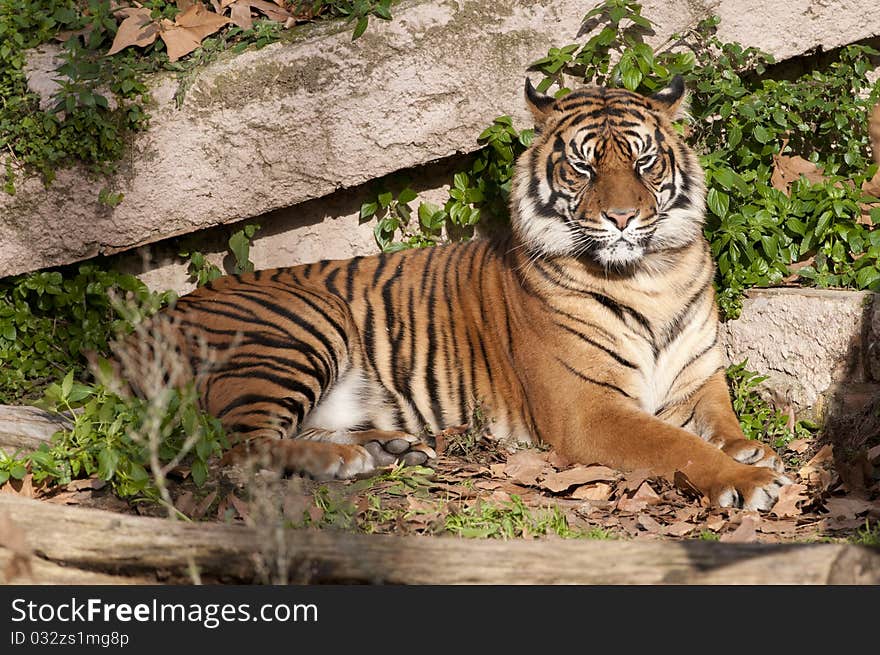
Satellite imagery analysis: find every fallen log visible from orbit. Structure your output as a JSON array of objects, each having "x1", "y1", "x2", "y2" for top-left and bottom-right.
[
  {"x1": 0, "y1": 404, "x2": 70, "y2": 453},
  {"x1": 1, "y1": 495, "x2": 878, "y2": 584}
]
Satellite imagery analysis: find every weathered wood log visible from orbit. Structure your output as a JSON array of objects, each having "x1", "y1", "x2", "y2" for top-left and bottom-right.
[
  {"x1": 1, "y1": 495, "x2": 878, "y2": 584},
  {"x1": 0, "y1": 404, "x2": 70, "y2": 453}
]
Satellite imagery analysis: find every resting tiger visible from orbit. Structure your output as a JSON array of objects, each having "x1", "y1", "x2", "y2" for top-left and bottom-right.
[{"x1": 111, "y1": 77, "x2": 792, "y2": 510}]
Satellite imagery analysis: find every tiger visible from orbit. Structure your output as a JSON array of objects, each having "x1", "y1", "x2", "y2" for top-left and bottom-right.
[{"x1": 110, "y1": 76, "x2": 792, "y2": 510}]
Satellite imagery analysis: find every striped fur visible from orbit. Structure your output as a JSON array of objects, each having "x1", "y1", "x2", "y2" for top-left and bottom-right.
[{"x1": 113, "y1": 78, "x2": 790, "y2": 509}]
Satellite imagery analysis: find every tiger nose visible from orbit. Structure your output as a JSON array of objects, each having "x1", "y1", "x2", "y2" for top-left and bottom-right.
[{"x1": 604, "y1": 208, "x2": 639, "y2": 230}]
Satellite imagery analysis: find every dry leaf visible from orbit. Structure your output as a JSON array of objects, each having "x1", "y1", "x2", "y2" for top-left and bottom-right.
[
  {"x1": 228, "y1": 494, "x2": 250, "y2": 521},
  {"x1": 546, "y1": 450, "x2": 572, "y2": 469},
  {"x1": 786, "y1": 438, "x2": 812, "y2": 454},
  {"x1": 616, "y1": 495, "x2": 648, "y2": 514},
  {"x1": 632, "y1": 481, "x2": 661, "y2": 504},
  {"x1": 503, "y1": 450, "x2": 548, "y2": 486},
  {"x1": 191, "y1": 490, "x2": 217, "y2": 520},
  {"x1": 770, "y1": 482, "x2": 807, "y2": 518},
  {"x1": 637, "y1": 514, "x2": 664, "y2": 533},
  {"x1": 662, "y1": 521, "x2": 696, "y2": 537},
  {"x1": 571, "y1": 482, "x2": 613, "y2": 501},
  {"x1": 720, "y1": 514, "x2": 760, "y2": 543},
  {"x1": 175, "y1": 491, "x2": 196, "y2": 516},
  {"x1": 539, "y1": 465, "x2": 618, "y2": 493},
  {"x1": 706, "y1": 513, "x2": 726, "y2": 532},
  {"x1": 622, "y1": 468, "x2": 651, "y2": 492},
  {"x1": 868, "y1": 444, "x2": 880, "y2": 463},
  {"x1": 770, "y1": 150, "x2": 827, "y2": 195},
  {"x1": 672, "y1": 470, "x2": 702, "y2": 500},
  {"x1": 159, "y1": 3, "x2": 231, "y2": 62},
  {"x1": 1, "y1": 474, "x2": 35, "y2": 499},
  {"x1": 823, "y1": 496, "x2": 877, "y2": 519},
  {"x1": 107, "y1": 8, "x2": 159, "y2": 56},
  {"x1": 799, "y1": 444, "x2": 835, "y2": 491}
]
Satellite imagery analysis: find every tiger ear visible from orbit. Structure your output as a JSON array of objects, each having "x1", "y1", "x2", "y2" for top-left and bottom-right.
[
  {"x1": 650, "y1": 76, "x2": 687, "y2": 119},
  {"x1": 525, "y1": 78, "x2": 555, "y2": 126}
]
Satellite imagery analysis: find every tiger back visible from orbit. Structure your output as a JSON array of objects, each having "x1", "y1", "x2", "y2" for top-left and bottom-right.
[{"x1": 111, "y1": 77, "x2": 791, "y2": 509}]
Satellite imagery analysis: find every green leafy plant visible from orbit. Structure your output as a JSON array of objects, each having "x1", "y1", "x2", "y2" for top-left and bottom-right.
[
  {"x1": 726, "y1": 360, "x2": 816, "y2": 450},
  {"x1": 366, "y1": 117, "x2": 534, "y2": 252},
  {"x1": 0, "y1": 264, "x2": 173, "y2": 403}
]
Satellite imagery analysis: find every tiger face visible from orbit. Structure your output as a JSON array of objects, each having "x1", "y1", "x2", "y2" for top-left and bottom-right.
[{"x1": 512, "y1": 77, "x2": 706, "y2": 270}]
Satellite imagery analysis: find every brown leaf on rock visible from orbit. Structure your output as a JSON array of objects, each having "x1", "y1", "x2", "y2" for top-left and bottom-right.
[
  {"x1": 503, "y1": 450, "x2": 548, "y2": 486},
  {"x1": 223, "y1": 0, "x2": 291, "y2": 29},
  {"x1": 720, "y1": 514, "x2": 760, "y2": 543},
  {"x1": 571, "y1": 482, "x2": 613, "y2": 501},
  {"x1": 539, "y1": 465, "x2": 619, "y2": 493},
  {"x1": 159, "y1": 3, "x2": 231, "y2": 62},
  {"x1": 107, "y1": 7, "x2": 159, "y2": 56},
  {"x1": 770, "y1": 482, "x2": 807, "y2": 518},
  {"x1": 229, "y1": 1, "x2": 253, "y2": 29}
]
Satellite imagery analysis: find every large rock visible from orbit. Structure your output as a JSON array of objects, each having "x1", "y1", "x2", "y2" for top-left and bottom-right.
[
  {"x1": 721, "y1": 288, "x2": 878, "y2": 417},
  {"x1": 4, "y1": 0, "x2": 880, "y2": 278}
]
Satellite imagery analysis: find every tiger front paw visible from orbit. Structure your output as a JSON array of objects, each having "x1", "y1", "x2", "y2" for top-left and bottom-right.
[{"x1": 710, "y1": 465, "x2": 793, "y2": 511}]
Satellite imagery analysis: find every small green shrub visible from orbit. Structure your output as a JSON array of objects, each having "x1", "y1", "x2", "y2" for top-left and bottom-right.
[
  {"x1": 726, "y1": 360, "x2": 816, "y2": 450},
  {"x1": 0, "y1": 264, "x2": 173, "y2": 404}
]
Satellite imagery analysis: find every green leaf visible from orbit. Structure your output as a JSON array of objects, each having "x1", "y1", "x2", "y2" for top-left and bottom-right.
[
  {"x1": 228, "y1": 229, "x2": 255, "y2": 273},
  {"x1": 360, "y1": 201, "x2": 378, "y2": 219},
  {"x1": 97, "y1": 447, "x2": 119, "y2": 481},
  {"x1": 621, "y1": 66, "x2": 642, "y2": 91},
  {"x1": 9, "y1": 463, "x2": 27, "y2": 480},
  {"x1": 352, "y1": 16, "x2": 369, "y2": 40},
  {"x1": 856, "y1": 266, "x2": 880, "y2": 288},
  {"x1": 61, "y1": 370, "x2": 74, "y2": 401},
  {"x1": 753, "y1": 125, "x2": 771, "y2": 144},
  {"x1": 397, "y1": 188, "x2": 418, "y2": 204},
  {"x1": 377, "y1": 191, "x2": 393, "y2": 208},
  {"x1": 192, "y1": 458, "x2": 208, "y2": 487},
  {"x1": 707, "y1": 188, "x2": 730, "y2": 217}
]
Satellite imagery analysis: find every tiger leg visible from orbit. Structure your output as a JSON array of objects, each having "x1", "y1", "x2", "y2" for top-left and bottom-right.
[
  {"x1": 222, "y1": 431, "x2": 377, "y2": 480},
  {"x1": 684, "y1": 370, "x2": 785, "y2": 473},
  {"x1": 553, "y1": 388, "x2": 791, "y2": 510}
]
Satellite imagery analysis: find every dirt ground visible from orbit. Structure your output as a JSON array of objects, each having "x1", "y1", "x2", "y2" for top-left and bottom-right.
[{"x1": 6, "y1": 423, "x2": 879, "y2": 548}]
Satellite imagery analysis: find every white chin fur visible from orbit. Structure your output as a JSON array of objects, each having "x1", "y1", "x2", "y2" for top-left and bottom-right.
[{"x1": 595, "y1": 241, "x2": 645, "y2": 267}]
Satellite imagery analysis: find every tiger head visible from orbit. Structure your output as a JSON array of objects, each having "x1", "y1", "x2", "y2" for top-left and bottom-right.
[{"x1": 511, "y1": 77, "x2": 706, "y2": 271}]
